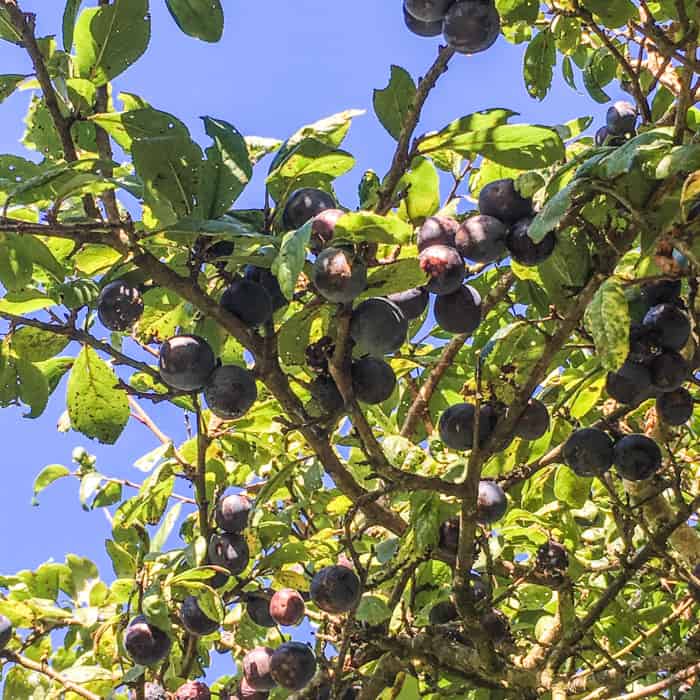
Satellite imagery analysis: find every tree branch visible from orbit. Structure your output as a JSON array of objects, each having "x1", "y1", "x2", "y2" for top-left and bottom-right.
[
  {"x1": 549, "y1": 493, "x2": 700, "y2": 671},
  {"x1": 0, "y1": 311, "x2": 159, "y2": 381},
  {"x1": 400, "y1": 270, "x2": 514, "y2": 439},
  {"x1": 376, "y1": 45, "x2": 455, "y2": 215},
  {"x1": 0, "y1": 651, "x2": 102, "y2": 700},
  {"x1": 1, "y1": 1, "x2": 101, "y2": 219}
]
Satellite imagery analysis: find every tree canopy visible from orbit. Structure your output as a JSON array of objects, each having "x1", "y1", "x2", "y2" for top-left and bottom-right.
[{"x1": 0, "y1": 0, "x2": 699, "y2": 699}]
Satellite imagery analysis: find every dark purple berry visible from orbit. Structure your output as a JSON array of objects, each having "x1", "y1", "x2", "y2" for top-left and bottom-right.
[
  {"x1": 283, "y1": 188, "x2": 335, "y2": 230},
  {"x1": 215, "y1": 493, "x2": 251, "y2": 534},
  {"x1": 563, "y1": 428, "x2": 614, "y2": 477},
  {"x1": 434, "y1": 284, "x2": 482, "y2": 335},
  {"x1": 613, "y1": 434, "x2": 662, "y2": 481},
  {"x1": 505, "y1": 218, "x2": 555, "y2": 266},
  {"x1": 479, "y1": 179, "x2": 532, "y2": 224},
  {"x1": 159, "y1": 335, "x2": 216, "y2": 392},
  {"x1": 97, "y1": 281, "x2": 144, "y2": 331},
  {"x1": 310, "y1": 565, "x2": 362, "y2": 614},
  {"x1": 387, "y1": 287, "x2": 429, "y2": 320},
  {"x1": 419, "y1": 244, "x2": 465, "y2": 295},
  {"x1": 221, "y1": 278, "x2": 273, "y2": 328},
  {"x1": 204, "y1": 365, "x2": 258, "y2": 420}
]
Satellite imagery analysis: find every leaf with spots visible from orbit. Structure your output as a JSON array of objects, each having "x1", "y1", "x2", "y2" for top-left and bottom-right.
[
  {"x1": 73, "y1": 0, "x2": 151, "y2": 86},
  {"x1": 67, "y1": 346, "x2": 129, "y2": 444},
  {"x1": 584, "y1": 279, "x2": 629, "y2": 372}
]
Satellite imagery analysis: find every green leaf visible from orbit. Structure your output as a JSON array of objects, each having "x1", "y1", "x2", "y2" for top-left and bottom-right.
[
  {"x1": 420, "y1": 123, "x2": 565, "y2": 169},
  {"x1": 10, "y1": 326, "x2": 69, "y2": 362},
  {"x1": 36, "y1": 356, "x2": 74, "y2": 395},
  {"x1": 359, "y1": 169, "x2": 381, "y2": 209},
  {"x1": 584, "y1": 279, "x2": 630, "y2": 372},
  {"x1": 142, "y1": 583, "x2": 172, "y2": 632},
  {"x1": 562, "y1": 56, "x2": 577, "y2": 91},
  {"x1": 581, "y1": 0, "x2": 637, "y2": 27},
  {"x1": 410, "y1": 492, "x2": 440, "y2": 552},
  {"x1": 0, "y1": 7, "x2": 22, "y2": 44},
  {"x1": 201, "y1": 116, "x2": 253, "y2": 218},
  {"x1": 355, "y1": 594, "x2": 391, "y2": 624},
  {"x1": 21, "y1": 236, "x2": 66, "y2": 281},
  {"x1": 150, "y1": 502, "x2": 182, "y2": 552},
  {"x1": 90, "y1": 108, "x2": 189, "y2": 151},
  {"x1": 93, "y1": 480, "x2": 122, "y2": 508},
  {"x1": 373, "y1": 65, "x2": 416, "y2": 140},
  {"x1": 269, "y1": 109, "x2": 364, "y2": 174},
  {"x1": 557, "y1": 116, "x2": 594, "y2": 141},
  {"x1": 33, "y1": 464, "x2": 70, "y2": 500},
  {"x1": 62, "y1": 0, "x2": 83, "y2": 51},
  {"x1": 418, "y1": 108, "x2": 517, "y2": 153},
  {"x1": 0, "y1": 290, "x2": 55, "y2": 315},
  {"x1": 16, "y1": 358, "x2": 49, "y2": 418},
  {"x1": 554, "y1": 465, "x2": 591, "y2": 508},
  {"x1": 165, "y1": 0, "x2": 224, "y2": 42},
  {"x1": 257, "y1": 542, "x2": 308, "y2": 572},
  {"x1": 132, "y1": 135, "x2": 203, "y2": 223},
  {"x1": 73, "y1": 0, "x2": 151, "y2": 86},
  {"x1": 79, "y1": 471, "x2": 103, "y2": 509},
  {"x1": 0, "y1": 74, "x2": 26, "y2": 104},
  {"x1": 267, "y1": 139, "x2": 354, "y2": 203},
  {"x1": 655, "y1": 144, "x2": 700, "y2": 179},
  {"x1": 105, "y1": 539, "x2": 136, "y2": 578},
  {"x1": 271, "y1": 221, "x2": 312, "y2": 300},
  {"x1": 278, "y1": 305, "x2": 332, "y2": 369},
  {"x1": 0, "y1": 238, "x2": 32, "y2": 291},
  {"x1": 582, "y1": 48, "x2": 616, "y2": 103},
  {"x1": 496, "y1": 0, "x2": 539, "y2": 22},
  {"x1": 524, "y1": 30, "x2": 555, "y2": 100},
  {"x1": 253, "y1": 464, "x2": 295, "y2": 506},
  {"x1": 246, "y1": 136, "x2": 282, "y2": 165},
  {"x1": 397, "y1": 157, "x2": 440, "y2": 222},
  {"x1": 66, "y1": 346, "x2": 130, "y2": 444},
  {"x1": 527, "y1": 179, "x2": 583, "y2": 243},
  {"x1": 595, "y1": 129, "x2": 674, "y2": 180},
  {"x1": 333, "y1": 211, "x2": 413, "y2": 245},
  {"x1": 360, "y1": 259, "x2": 426, "y2": 299},
  {"x1": 21, "y1": 96, "x2": 63, "y2": 160}
]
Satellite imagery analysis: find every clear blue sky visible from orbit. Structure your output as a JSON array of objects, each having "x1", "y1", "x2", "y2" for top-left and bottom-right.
[{"x1": 0, "y1": 0, "x2": 618, "y2": 687}]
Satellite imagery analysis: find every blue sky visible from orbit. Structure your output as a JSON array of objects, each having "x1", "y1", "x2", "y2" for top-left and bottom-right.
[{"x1": 0, "y1": 0, "x2": 619, "y2": 687}]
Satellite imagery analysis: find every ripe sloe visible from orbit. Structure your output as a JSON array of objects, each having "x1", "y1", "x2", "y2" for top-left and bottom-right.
[
  {"x1": 310, "y1": 565, "x2": 361, "y2": 614},
  {"x1": 215, "y1": 493, "x2": 251, "y2": 534},
  {"x1": 270, "y1": 642, "x2": 317, "y2": 690},
  {"x1": 97, "y1": 281, "x2": 144, "y2": 331},
  {"x1": 313, "y1": 247, "x2": 367, "y2": 303},
  {"x1": 419, "y1": 244, "x2": 465, "y2": 295},
  {"x1": 351, "y1": 357, "x2": 396, "y2": 404},
  {"x1": 221, "y1": 278, "x2": 273, "y2": 328},
  {"x1": 613, "y1": 434, "x2": 662, "y2": 481},
  {"x1": 204, "y1": 365, "x2": 258, "y2": 420},
  {"x1": 563, "y1": 428, "x2": 614, "y2": 477},
  {"x1": 283, "y1": 188, "x2": 335, "y2": 230},
  {"x1": 478, "y1": 178, "x2": 532, "y2": 224},
  {"x1": 656, "y1": 387, "x2": 693, "y2": 425},
  {"x1": 505, "y1": 218, "x2": 556, "y2": 266},
  {"x1": 434, "y1": 284, "x2": 482, "y2": 334},
  {"x1": 350, "y1": 297, "x2": 408, "y2": 356},
  {"x1": 159, "y1": 335, "x2": 216, "y2": 392}
]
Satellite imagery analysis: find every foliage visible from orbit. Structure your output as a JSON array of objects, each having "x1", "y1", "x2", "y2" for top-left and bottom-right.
[{"x1": 0, "y1": 0, "x2": 699, "y2": 699}]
